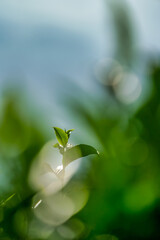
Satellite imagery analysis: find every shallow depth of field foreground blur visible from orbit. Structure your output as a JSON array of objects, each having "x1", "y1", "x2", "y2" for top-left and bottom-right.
[{"x1": 0, "y1": 1, "x2": 160, "y2": 239}]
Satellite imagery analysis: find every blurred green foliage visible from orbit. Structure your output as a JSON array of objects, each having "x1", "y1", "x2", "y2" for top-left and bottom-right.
[
  {"x1": 0, "y1": 91, "x2": 47, "y2": 239},
  {"x1": 0, "y1": 62, "x2": 160, "y2": 240},
  {"x1": 73, "y1": 62, "x2": 160, "y2": 240}
]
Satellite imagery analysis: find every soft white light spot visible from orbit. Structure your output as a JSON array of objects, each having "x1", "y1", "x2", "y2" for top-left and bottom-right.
[
  {"x1": 33, "y1": 199, "x2": 42, "y2": 209},
  {"x1": 114, "y1": 72, "x2": 142, "y2": 104}
]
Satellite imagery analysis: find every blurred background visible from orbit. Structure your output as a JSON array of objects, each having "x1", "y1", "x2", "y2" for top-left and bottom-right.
[{"x1": 0, "y1": 0, "x2": 160, "y2": 239}]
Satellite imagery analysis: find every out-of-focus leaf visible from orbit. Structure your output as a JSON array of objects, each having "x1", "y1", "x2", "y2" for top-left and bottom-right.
[
  {"x1": 53, "y1": 143, "x2": 59, "y2": 148},
  {"x1": 53, "y1": 127, "x2": 68, "y2": 147},
  {"x1": 44, "y1": 163, "x2": 63, "y2": 179},
  {"x1": 95, "y1": 234, "x2": 119, "y2": 240},
  {"x1": 44, "y1": 163, "x2": 54, "y2": 173},
  {"x1": 63, "y1": 144, "x2": 99, "y2": 167}
]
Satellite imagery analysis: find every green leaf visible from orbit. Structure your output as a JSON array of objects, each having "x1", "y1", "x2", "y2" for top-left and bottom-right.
[
  {"x1": 63, "y1": 144, "x2": 99, "y2": 167},
  {"x1": 66, "y1": 129, "x2": 74, "y2": 134},
  {"x1": 53, "y1": 143, "x2": 59, "y2": 148},
  {"x1": 0, "y1": 193, "x2": 16, "y2": 207},
  {"x1": 53, "y1": 127, "x2": 68, "y2": 147},
  {"x1": 66, "y1": 129, "x2": 74, "y2": 138}
]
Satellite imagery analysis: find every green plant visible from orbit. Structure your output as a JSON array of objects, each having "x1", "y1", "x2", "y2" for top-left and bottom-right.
[{"x1": 53, "y1": 127, "x2": 99, "y2": 169}]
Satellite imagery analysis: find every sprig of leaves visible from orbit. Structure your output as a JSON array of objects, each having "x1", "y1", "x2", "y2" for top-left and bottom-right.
[{"x1": 53, "y1": 127, "x2": 99, "y2": 168}]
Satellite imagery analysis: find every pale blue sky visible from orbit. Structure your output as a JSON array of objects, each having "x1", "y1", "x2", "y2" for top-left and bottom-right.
[{"x1": 0, "y1": 0, "x2": 159, "y2": 129}]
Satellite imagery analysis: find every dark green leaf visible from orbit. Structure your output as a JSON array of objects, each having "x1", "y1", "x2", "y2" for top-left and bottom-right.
[
  {"x1": 63, "y1": 144, "x2": 99, "y2": 167},
  {"x1": 53, "y1": 127, "x2": 68, "y2": 147}
]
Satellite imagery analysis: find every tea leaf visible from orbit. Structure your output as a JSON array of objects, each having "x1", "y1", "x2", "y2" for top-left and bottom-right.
[
  {"x1": 63, "y1": 144, "x2": 98, "y2": 167},
  {"x1": 53, "y1": 127, "x2": 68, "y2": 147},
  {"x1": 66, "y1": 129, "x2": 74, "y2": 138}
]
